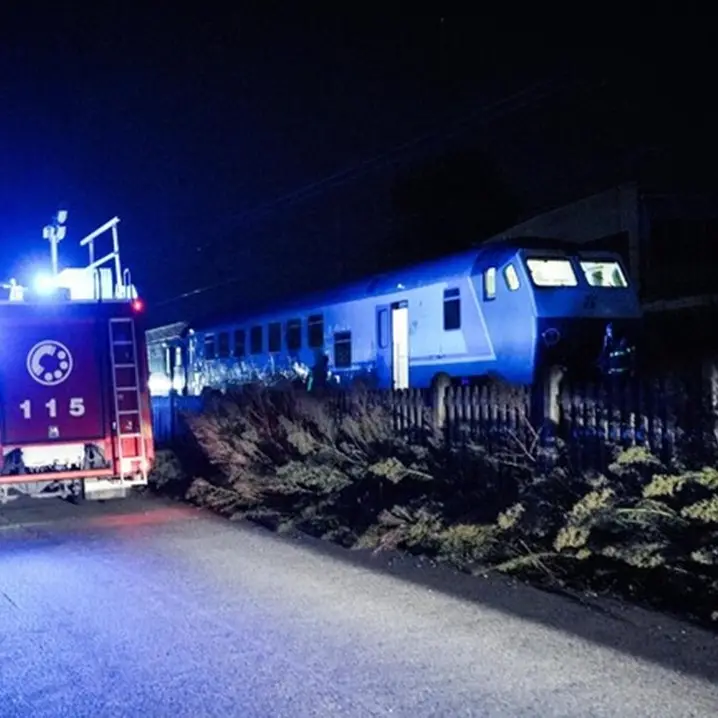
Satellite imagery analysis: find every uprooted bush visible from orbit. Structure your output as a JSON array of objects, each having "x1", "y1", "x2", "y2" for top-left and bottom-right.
[{"x1": 151, "y1": 385, "x2": 718, "y2": 626}]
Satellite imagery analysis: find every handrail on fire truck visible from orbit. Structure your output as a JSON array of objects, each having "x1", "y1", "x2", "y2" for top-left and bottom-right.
[{"x1": 79, "y1": 216, "x2": 136, "y2": 301}]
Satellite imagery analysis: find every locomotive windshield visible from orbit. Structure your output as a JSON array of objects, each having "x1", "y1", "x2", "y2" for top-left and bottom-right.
[
  {"x1": 525, "y1": 258, "x2": 578, "y2": 287},
  {"x1": 579, "y1": 260, "x2": 628, "y2": 288}
]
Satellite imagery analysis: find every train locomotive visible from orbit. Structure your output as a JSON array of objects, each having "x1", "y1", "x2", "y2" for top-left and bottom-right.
[
  {"x1": 0, "y1": 213, "x2": 154, "y2": 504},
  {"x1": 151, "y1": 238, "x2": 641, "y2": 396}
]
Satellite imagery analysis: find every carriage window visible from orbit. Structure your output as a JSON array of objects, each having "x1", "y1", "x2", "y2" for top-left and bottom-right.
[
  {"x1": 443, "y1": 288, "x2": 461, "y2": 330},
  {"x1": 580, "y1": 260, "x2": 628, "y2": 288},
  {"x1": 286, "y1": 318, "x2": 302, "y2": 351},
  {"x1": 334, "y1": 331, "x2": 352, "y2": 368},
  {"x1": 504, "y1": 264, "x2": 520, "y2": 291},
  {"x1": 526, "y1": 258, "x2": 577, "y2": 287},
  {"x1": 233, "y1": 329, "x2": 245, "y2": 357},
  {"x1": 204, "y1": 334, "x2": 216, "y2": 360},
  {"x1": 484, "y1": 267, "x2": 496, "y2": 300},
  {"x1": 268, "y1": 322, "x2": 281, "y2": 352},
  {"x1": 217, "y1": 331, "x2": 230, "y2": 358},
  {"x1": 308, "y1": 314, "x2": 324, "y2": 348},
  {"x1": 377, "y1": 308, "x2": 389, "y2": 348},
  {"x1": 250, "y1": 325, "x2": 263, "y2": 354}
]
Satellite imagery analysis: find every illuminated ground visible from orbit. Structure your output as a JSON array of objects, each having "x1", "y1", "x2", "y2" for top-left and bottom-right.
[{"x1": 1, "y1": 494, "x2": 716, "y2": 717}]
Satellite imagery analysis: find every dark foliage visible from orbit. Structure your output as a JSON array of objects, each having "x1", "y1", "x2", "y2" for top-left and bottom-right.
[{"x1": 150, "y1": 385, "x2": 718, "y2": 627}]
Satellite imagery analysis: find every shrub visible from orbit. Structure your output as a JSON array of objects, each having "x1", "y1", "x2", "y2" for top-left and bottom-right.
[
  {"x1": 164, "y1": 385, "x2": 718, "y2": 626},
  {"x1": 148, "y1": 449, "x2": 189, "y2": 495}
]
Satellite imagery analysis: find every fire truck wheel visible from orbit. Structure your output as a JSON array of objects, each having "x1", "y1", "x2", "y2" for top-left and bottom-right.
[{"x1": 65, "y1": 480, "x2": 86, "y2": 505}]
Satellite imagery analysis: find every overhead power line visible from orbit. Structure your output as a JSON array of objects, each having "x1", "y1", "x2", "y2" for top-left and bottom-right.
[
  {"x1": 195, "y1": 74, "x2": 575, "y2": 253},
  {"x1": 156, "y1": 70, "x2": 603, "y2": 310}
]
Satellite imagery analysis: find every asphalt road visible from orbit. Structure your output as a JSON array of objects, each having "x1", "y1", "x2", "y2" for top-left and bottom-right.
[{"x1": 1, "y1": 495, "x2": 717, "y2": 717}]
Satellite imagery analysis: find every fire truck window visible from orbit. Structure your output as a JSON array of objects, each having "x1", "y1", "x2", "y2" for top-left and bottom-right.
[
  {"x1": 334, "y1": 331, "x2": 352, "y2": 368},
  {"x1": 250, "y1": 326, "x2": 263, "y2": 354},
  {"x1": 268, "y1": 322, "x2": 281, "y2": 353},
  {"x1": 233, "y1": 329, "x2": 246, "y2": 357},
  {"x1": 308, "y1": 314, "x2": 324, "y2": 348},
  {"x1": 286, "y1": 318, "x2": 302, "y2": 351},
  {"x1": 204, "y1": 334, "x2": 216, "y2": 360},
  {"x1": 443, "y1": 287, "x2": 461, "y2": 330},
  {"x1": 217, "y1": 331, "x2": 230, "y2": 358}
]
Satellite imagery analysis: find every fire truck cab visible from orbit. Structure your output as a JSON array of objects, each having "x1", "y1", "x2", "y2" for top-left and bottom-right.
[{"x1": 0, "y1": 214, "x2": 154, "y2": 504}]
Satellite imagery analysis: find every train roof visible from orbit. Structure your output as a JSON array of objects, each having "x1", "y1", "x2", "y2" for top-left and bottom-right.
[
  {"x1": 190, "y1": 248, "x2": 488, "y2": 331},
  {"x1": 184, "y1": 236, "x2": 580, "y2": 332}
]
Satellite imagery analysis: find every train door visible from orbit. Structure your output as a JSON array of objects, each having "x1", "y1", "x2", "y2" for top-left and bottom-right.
[
  {"x1": 375, "y1": 302, "x2": 409, "y2": 389},
  {"x1": 391, "y1": 302, "x2": 409, "y2": 389}
]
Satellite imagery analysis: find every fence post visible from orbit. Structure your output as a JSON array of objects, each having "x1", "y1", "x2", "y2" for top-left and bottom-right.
[
  {"x1": 432, "y1": 374, "x2": 451, "y2": 430},
  {"x1": 532, "y1": 365, "x2": 564, "y2": 431},
  {"x1": 702, "y1": 357, "x2": 718, "y2": 454},
  {"x1": 169, "y1": 389, "x2": 176, "y2": 442},
  {"x1": 531, "y1": 366, "x2": 564, "y2": 473}
]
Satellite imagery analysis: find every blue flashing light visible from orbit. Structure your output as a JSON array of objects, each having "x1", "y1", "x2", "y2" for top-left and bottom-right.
[{"x1": 33, "y1": 273, "x2": 56, "y2": 295}]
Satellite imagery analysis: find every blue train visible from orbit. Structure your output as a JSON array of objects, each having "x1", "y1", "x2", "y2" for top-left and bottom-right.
[{"x1": 150, "y1": 238, "x2": 641, "y2": 395}]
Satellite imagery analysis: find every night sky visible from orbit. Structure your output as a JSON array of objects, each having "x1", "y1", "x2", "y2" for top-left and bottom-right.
[{"x1": 1, "y1": 11, "x2": 715, "y2": 325}]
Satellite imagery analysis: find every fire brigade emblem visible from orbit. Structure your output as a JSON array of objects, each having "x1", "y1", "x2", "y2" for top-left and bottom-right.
[{"x1": 26, "y1": 340, "x2": 74, "y2": 386}]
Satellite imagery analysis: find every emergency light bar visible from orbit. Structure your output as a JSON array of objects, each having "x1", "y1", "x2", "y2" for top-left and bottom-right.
[{"x1": 1, "y1": 212, "x2": 142, "y2": 305}]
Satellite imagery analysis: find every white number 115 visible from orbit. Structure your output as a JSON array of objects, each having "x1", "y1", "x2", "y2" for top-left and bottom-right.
[{"x1": 19, "y1": 398, "x2": 86, "y2": 419}]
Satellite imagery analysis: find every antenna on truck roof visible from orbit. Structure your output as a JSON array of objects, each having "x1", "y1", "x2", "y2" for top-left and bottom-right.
[{"x1": 42, "y1": 209, "x2": 68, "y2": 277}]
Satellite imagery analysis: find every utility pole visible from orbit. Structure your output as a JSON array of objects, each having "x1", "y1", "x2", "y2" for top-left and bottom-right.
[{"x1": 42, "y1": 209, "x2": 68, "y2": 277}]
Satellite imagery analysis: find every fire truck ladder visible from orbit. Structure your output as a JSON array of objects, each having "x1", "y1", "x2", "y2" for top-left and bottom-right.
[{"x1": 109, "y1": 317, "x2": 147, "y2": 483}]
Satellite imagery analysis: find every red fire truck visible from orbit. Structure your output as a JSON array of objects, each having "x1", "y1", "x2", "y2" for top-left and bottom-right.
[{"x1": 0, "y1": 212, "x2": 154, "y2": 504}]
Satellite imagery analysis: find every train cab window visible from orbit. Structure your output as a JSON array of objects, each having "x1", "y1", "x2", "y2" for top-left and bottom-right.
[
  {"x1": 526, "y1": 258, "x2": 578, "y2": 287},
  {"x1": 484, "y1": 267, "x2": 496, "y2": 300},
  {"x1": 308, "y1": 314, "x2": 324, "y2": 348},
  {"x1": 504, "y1": 264, "x2": 520, "y2": 291},
  {"x1": 286, "y1": 318, "x2": 302, "y2": 351},
  {"x1": 204, "y1": 334, "x2": 216, "y2": 360},
  {"x1": 443, "y1": 288, "x2": 461, "y2": 330},
  {"x1": 334, "y1": 331, "x2": 352, "y2": 368},
  {"x1": 217, "y1": 331, "x2": 230, "y2": 358},
  {"x1": 579, "y1": 260, "x2": 628, "y2": 288},
  {"x1": 250, "y1": 325, "x2": 263, "y2": 354},
  {"x1": 233, "y1": 329, "x2": 246, "y2": 357},
  {"x1": 268, "y1": 322, "x2": 281, "y2": 353}
]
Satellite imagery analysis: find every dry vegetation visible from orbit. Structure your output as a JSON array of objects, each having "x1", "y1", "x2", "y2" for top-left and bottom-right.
[{"x1": 150, "y1": 384, "x2": 718, "y2": 626}]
